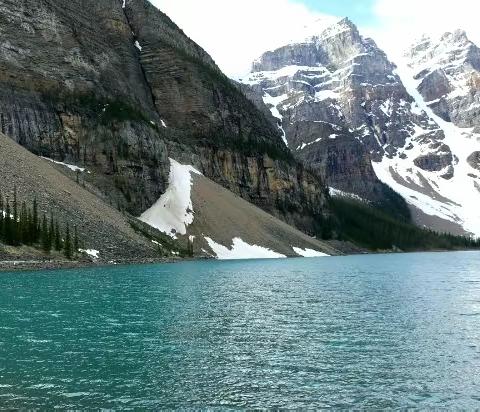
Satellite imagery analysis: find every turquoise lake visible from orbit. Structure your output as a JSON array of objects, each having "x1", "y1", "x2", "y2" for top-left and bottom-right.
[{"x1": 1, "y1": 252, "x2": 480, "y2": 408}]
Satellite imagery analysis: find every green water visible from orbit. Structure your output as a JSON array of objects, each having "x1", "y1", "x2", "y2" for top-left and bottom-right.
[{"x1": 1, "y1": 252, "x2": 480, "y2": 408}]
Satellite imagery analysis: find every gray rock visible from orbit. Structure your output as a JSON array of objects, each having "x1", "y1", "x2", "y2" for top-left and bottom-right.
[
  {"x1": 0, "y1": 0, "x2": 332, "y2": 238},
  {"x1": 468, "y1": 151, "x2": 480, "y2": 170},
  {"x1": 240, "y1": 18, "x2": 440, "y2": 213},
  {"x1": 406, "y1": 30, "x2": 480, "y2": 128}
]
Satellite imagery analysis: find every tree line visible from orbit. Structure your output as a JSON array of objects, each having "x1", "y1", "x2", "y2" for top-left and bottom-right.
[
  {"x1": 0, "y1": 187, "x2": 80, "y2": 259},
  {"x1": 331, "y1": 197, "x2": 480, "y2": 251}
]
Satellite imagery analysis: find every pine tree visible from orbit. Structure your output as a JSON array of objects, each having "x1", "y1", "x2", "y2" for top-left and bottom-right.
[
  {"x1": 0, "y1": 191, "x2": 4, "y2": 242},
  {"x1": 64, "y1": 222, "x2": 72, "y2": 259},
  {"x1": 32, "y1": 197, "x2": 39, "y2": 243},
  {"x1": 49, "y1": 213, "x2": 55, "y2": 249},
  {"x1": 12, "y1": 186, "x2": 18, "y2": 244},
  {"x1": 54, "y1": 220, "x2": 62, "y2": 251},
  {"x1": 4, "y1": 198, "x2": 13, "y2": 245},
  {"x1": 41, "y1": 214, "x2": 50, "y2": 253},
  {"x1": 26, "y1": 208, "x2": 33, "y2": 245},
  {"x1": 20, "y1": 202, "x2": 28, "y2": 244},
  {"x1": 73, "y1": 225, "x2": 79, "y2": 254}
]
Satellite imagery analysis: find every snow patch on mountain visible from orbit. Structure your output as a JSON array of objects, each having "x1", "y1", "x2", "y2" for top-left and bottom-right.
[
  {"x1": 205, "y1": 237, "x2": 287, "y2": 260},
  {"x1": 240, "y1": 65, "x2": 327, "y2": 86},
  {"x1": 263, "y1": 92, "x2": 288, "y2": 146},
  {"x1": 292, "y1": 247, "x2": 330, "y2": 257},
  {"x1": 140, "y1": 158, "x2": 201, "y2": 239},
  {"x1": 40, "y1": 157, "x2": 87, "y2": 173},
  {"x1": 79, "y1": 249, "x2": 100, "y2": 259},
  {"x1": 406, "y1": 31, "x2": 475, "y2": 100},
  {"x1": 373, "y1": 61, "x2": 480, "y2": 236},
  {"x1": 329, "y1": 187, "x2": 366, "y2": 203}
]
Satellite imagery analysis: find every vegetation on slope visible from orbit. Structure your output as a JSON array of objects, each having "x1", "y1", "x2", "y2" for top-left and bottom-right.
[
  {"x1": 0, "y1": 188, "x2": 79, "y2": 259},
  {"x1": 330, "y1": 197, "x2": 480, "y2": 252}
]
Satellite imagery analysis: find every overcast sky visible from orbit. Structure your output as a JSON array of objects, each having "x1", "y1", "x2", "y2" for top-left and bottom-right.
[{"x1": 150, "y1": 0, "x2": 480, "y2": 77}]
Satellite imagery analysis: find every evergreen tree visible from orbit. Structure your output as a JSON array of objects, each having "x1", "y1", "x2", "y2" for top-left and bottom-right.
[
  {"x1": 4, "y1": 198, "x2": 13, "y2": 245},
  {"x1": 20, "y1": 202, "x2": 28, "y2": 244},
  {"x1": 49, "y1": 213, "x2": 55, "y2": 248},
  {"x1": 12, "y1": 186, "x2": 18, "y2": 244},
  {"x1": 0, "y1": 191, "x2": 4, "y2": 242},
  {"x1": 41, "y1": 214, "x2": 50, "y2": 253},
  {"x1": 54, "y1": 220, "x2": 62, "y2": 251},
  {"x1": 64, "y1": 222, "x2": 72, "y2": 259},
  {"x1": 26, "y1": 208, "x2": 33, "y2": 245},
  {"x1": 73, "y1": 225, "x2": 79, "y2": 254},
  {"x1": 32, "y1": 197, "x2": 39, "y2": 243}
]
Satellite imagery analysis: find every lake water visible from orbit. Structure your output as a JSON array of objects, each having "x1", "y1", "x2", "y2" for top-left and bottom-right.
[{"x1": 1, "y1": 252, "x2": 480, "y2": 408}]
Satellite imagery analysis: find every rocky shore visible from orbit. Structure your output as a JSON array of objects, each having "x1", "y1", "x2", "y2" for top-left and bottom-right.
[{"x1": 0, "y1": 257, "x2": 187, "y2": 272}]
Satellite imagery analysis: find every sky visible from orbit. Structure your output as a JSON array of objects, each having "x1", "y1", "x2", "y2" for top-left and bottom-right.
[{"x1": 150, "y1": 0, "x2": 480, "y2": 77}]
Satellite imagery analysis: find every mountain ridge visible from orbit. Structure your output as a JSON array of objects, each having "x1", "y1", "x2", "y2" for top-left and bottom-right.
[{"x1": 239, "y1": 17, "x2": 480, "y2": 237}]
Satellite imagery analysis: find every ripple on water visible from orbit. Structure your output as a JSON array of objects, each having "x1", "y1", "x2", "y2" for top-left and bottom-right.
[{"x1": 0, "y1": 252, "x2": 479, "y2": 408}]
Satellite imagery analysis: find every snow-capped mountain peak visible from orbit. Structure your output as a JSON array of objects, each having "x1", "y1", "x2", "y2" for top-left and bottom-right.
[
  {"x1": 308, "y1": 17, "x2": 358, "y2": 43},
  {"x1": 404, "y1": 29, "x2": 480, "y2": 129},
  {"x1": 240, "y1": 20, "x2": 480, "y2": 237}
]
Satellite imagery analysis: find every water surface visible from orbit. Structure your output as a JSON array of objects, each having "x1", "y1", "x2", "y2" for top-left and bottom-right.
[{"x1": 1, "y1": 252, "x2": 480, "y2": 408}]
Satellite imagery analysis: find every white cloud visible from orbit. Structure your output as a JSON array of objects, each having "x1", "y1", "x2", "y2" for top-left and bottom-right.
[
  {"x1": 148, "y1": 0, "x2": 480, "y2": 78},
  {"x1": 366, "y1": 0, "x2": 480, "y2": 61},
  {"x1": 149, "y1": 0, "x2": 337, "y2": 77}
]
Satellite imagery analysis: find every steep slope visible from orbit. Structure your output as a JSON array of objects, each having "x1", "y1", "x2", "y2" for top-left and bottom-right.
[
  {"x1": 138, "y1": 159, "x2": 340, "y2": 259},
  {"x1": 372, "y1": 32, "x2": 480, "y2": 237},
  {"x1": 239, "y1": 18, "x2": 434, "y2": 217},
  {"x1": 0, "y1": 131, "x2": 161, "y2": 261},
  {"x1": 0, "y1": 0, "x2": 169, "y2": 215},
  {"x1": 122, "y1": 0, "x2": 331, "y2": 234},
  {"x1": 0, "y1": 0, "x2": 332, "y2": 238},
  {"x1": 0, "y1": 130, "x2": 344, "y2": 261}
]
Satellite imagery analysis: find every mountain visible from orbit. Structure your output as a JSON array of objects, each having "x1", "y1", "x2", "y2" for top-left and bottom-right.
[
  {"x1": 0, "y1": 131, "x2": 339, "y2": 261},
  {"x1": 405, "y1": 31, "x2": 480, "y2": 130},
  {"x1": 0, "y1": 0, "x2": 333, "y2": 246},
  {"x1": 374, "y1": 32, "x2": 480, "y2": 237},
  {"x1": 239, "y1": 18, "x2": 435, "y2": 218},
  {"x1": 240, "y1": 19, "x2": 480, "y2": 237},
  {"x1": 138, "y1": 158, "x2": 341, "y2": 258}
]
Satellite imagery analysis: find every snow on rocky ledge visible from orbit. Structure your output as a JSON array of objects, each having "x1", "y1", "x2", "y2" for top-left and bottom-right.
[
  {"x1": 329, "y1": 187, "x2": 366, "y2": 203},
  {"x1": 139, "y1": 158, "x2": 201, "y2": 239},
  {"x1": 79, "y1": 249, "x2": 100, "y2": 259},
  {"x1": 40, "y1": 156, "x2": 88, "y2": 173}
]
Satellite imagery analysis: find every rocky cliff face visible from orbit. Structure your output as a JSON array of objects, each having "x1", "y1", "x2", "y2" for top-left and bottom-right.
[
  {"x1": 373, "y1": 31, "x2": 480, "y2": 237},
  {"x1": 0, "y1": 0, "x2": 331, "y2": 236},
  {"x1": 240, "y1": 18, "x2": 435, "y2": 214},
  {"x1": 240, "y1": 19, "x2": 480, "y2": 236},
  {"x1": 122, "y1": 0, "x2": 330, "y2": 232},
  {"x1": 0, "y1": 0, "x2": 169, "y2": 215},
  {"x1": 405, "y1": 31, "x2": 480, "y2": 131}
]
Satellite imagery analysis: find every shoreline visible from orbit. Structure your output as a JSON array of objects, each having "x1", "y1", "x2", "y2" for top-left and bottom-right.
[
  {"x1": 0, "y1": 257, "x2": 187, "y2": 272},
  {"x1": 1, "y1": 248, "x2": 479, "y2": 272}
]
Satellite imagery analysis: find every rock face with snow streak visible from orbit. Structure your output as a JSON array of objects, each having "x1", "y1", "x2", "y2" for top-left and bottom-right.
[
  {"x1": 241, "y1": 19, "x2": 480, "y2": 236},
  {"x1": 0, "y1": 0, "x2": 331, "y2": 236},
  {"x1": 240, "y1": 18, "x2": 438, "y2": 211},
  {"x1": 371, "y1": 32, "x2": 480, "y2": 237},
  {"x1": 406, "y1": 31, "x2": 480, "y2": 131}
]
